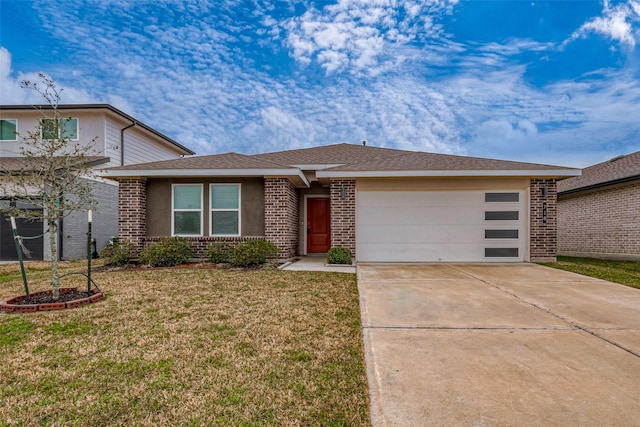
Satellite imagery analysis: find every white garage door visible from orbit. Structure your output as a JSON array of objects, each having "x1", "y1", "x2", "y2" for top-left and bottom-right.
[{"x1": 356, "y1": 190, "x2": 525, "y2": 262}]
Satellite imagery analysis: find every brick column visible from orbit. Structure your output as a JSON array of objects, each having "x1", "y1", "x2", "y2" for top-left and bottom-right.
[
  {"x1": 530, "y1": 178, "x2": 557, "y2": 262},
  {"x1": 330, "y1": 179, "x2": 356, "y2": 258},
  {"x1": 118, "y1": 178, "x2": 147, "y2": 254},
  {"x1": 265, "y1": 178, "x2": 299, "y2": 259}
]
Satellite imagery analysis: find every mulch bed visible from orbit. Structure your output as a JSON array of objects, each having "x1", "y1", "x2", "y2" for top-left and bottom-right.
[
  {"x1": 10, "y1": 289, "x2": 95, "y2": 305},
  {"x1": 0, "y1": 288, "x2": 104, "y2": 313}
]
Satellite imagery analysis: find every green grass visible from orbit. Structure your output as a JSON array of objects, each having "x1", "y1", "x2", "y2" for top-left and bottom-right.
[
  {"x1": 543, "y1": 256, "x2": 640, "y2": 289},
  {"x1": 0, "y1": 266, "x2": 369, "y2": 425}
]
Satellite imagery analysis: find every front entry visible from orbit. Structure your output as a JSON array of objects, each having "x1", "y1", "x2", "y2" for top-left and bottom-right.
[{"x1": 307, "y1": 197, "x2": 331, "y2": 253}]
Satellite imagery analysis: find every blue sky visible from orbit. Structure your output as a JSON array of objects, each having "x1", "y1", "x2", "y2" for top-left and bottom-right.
[{"x1": 1, "y1": 0, "x2": 640, "y2": 167}]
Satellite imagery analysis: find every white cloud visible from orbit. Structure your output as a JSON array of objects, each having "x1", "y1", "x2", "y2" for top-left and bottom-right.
[
  {"x1": 567, "y1": 0, "x2": 640, "y2": 47},
  {"x1": 3, "y1": 1, "x2": 639, "y2": 170},
  {"x1": 283, "y1": 0, "x2": 458, "y2": 74},
  {"x1": 1, "y1": 47, "x2": 94, "y2": 104}
]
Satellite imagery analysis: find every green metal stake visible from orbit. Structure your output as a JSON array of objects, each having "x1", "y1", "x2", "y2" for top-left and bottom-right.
[
  {"x1": 10, "y1": 217, "x2": 30, "y2": 300},
  {"x1": 87, "y1": 209, "x2": 92, "y2": 296}
]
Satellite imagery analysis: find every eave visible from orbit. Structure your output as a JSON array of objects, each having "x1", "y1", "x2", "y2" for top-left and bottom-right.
[
  {"x1": 316, "y1": 169, "x2": 583, "y2": 178},
  {"x1": 97, "y1": 168, "x2": 310, "y2": 187}
]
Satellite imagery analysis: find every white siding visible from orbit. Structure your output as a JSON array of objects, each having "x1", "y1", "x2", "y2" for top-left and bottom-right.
[
  {"x1": 123, "y1": 127, "x2": 184, "y2": 165},
  {"x1": 0, "y1": 110, "x2": 106, "y2": 157}
]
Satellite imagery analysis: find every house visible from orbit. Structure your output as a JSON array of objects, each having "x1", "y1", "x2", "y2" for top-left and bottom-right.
[
  {"x1": 558, "y1": 151, "x2": 640, "y2": 260},
  {"x1": 101, "y1": 143, "x2": 580, "y2": 263},
  {"x1": 0, "y1": 104, "x2": 194, "y2": 261}
]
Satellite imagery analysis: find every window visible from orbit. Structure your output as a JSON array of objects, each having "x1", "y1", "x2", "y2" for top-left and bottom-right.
[
  {"x1": 485, "y1": 192, "x2": 519, "y2": 202},
  {"x1": 485, "y1": 229, "x2": 519, "y2": 239},
  {"x1": 41, "y1": 118, "x2": 78, "y2": 140},
  {"x1": 485, "y1": 211, "x2": 519, "y2": 221},
  {"x1": 485, "y1": 248, "x2": 519, "y2": 258},
  {"x1": 0, "y1": 119, "x2": 17, "y2": 141},
  {"x1": 172, "y1": 184, "x2": 203, "y2": 236},
  {"x1": 210, "y1": 184, "x2": 240, "y2": 236}
]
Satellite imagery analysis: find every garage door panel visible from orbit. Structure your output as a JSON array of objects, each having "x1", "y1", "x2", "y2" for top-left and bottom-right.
[
  {"x1": 357, "y1": 224, "x2": 487, "y2": 244},
  {"x1": 359, "y1": 207, "x2": 484, "y2": 226},
  {"x1": 356, "y1": 189, "x2": 525, "y2": 262},
  {"x1": 358, "y1": 191, "x2": 484, "y2": 207},
  {"x1": 359, "y1": 243, "x2": 510, "y2": 263}
]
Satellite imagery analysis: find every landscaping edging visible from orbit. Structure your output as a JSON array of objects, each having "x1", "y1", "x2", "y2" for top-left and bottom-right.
[{"x1": 0, "y1": 287, "x2": 105, "y2": 313}]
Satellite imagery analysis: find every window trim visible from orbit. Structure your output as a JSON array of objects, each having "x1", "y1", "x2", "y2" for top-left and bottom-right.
[
  {"x1": 41, "y1": 117, "x2": 79, "y2": 141},
  {"x1": 171, "y1": 183, "x2": 203, "y2": 237},
  {"x1": 209, "y1": 183, "x2": 241, "y2": 237},
  {"x1": 0, "y1": 118, "x2": 18, "y2": 141}
]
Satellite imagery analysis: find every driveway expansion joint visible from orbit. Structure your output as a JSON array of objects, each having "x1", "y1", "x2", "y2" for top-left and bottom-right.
[
  {"x1": 364, "y1": 325, "x2": 577, "y2": 331},
  {"x1": 447, "y1": 264, "x2": 640, "y2": 360}
]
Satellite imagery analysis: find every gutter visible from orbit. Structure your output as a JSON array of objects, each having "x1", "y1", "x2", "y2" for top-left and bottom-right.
[
  {"x1": 120, "y1": 121, "x2": 136, "y2": 166},
  {"x1": 558, "y1": 174, "x2": 640, "y2": 197}
]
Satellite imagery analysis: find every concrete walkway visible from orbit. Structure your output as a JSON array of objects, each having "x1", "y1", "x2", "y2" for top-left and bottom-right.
[
  {"x1": 358, "y1": 263, "x2": 640, "y2": 426},
  {"x1": 280, "y1": 255, "x2": 356, "y2": 273}
]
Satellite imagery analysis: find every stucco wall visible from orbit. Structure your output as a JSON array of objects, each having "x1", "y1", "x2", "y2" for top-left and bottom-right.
[
  {"x1": 558, "y1": 181, "x2": 640, "y2": 260},
  {"x1": 146, "y1": 177, "x2": 265, "y2": 237}
]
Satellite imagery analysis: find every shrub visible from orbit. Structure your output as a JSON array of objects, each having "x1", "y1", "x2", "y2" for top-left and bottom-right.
[
  {"x1": 99, "y1": 240, "x2": 133, "y2": 266},
  {"x1": 139, "y1": 237, "x2": 193, "y2": 267},
  {"x1": 231, "y1": 239, "x2": 279, "y2": 267},
  {"x1": 327, "y1": 247, "x2": 352, "y2": 265},
  {"x1": 208, "y1": 242, "x2": 235, "y2": 263}
]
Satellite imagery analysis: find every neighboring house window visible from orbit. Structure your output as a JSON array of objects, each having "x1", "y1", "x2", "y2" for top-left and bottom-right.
[
  {"x1": 172, "y1": 184, "x2": 203, "y2": 236},
  {"x1": 210, "y1": 184, "x2": 240, "y2": 236},
  {"x1": 0, "y1": 119, "x2": 17, "y2": 141},
  {"x1": 41, "y1": 118, "x2": 79, "y2": 140}
]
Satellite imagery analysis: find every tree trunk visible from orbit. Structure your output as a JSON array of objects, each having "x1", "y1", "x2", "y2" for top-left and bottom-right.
[{"x1": 49, "y1": 219, "x2": 60, "y2": 300}]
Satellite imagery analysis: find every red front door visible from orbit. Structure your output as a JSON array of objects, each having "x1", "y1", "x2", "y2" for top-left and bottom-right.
[{"x1": 307, "y1": 198, "x2": 331, "y2": 253}]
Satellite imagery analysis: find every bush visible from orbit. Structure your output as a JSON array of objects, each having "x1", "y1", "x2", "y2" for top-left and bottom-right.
[
  {"x1": 139, "y1": 237, "x2": 193, "y2": 267},
  {"x1": 99, "y1": 240, "x2": 133, "y2": 266},
  {"x1": 208, "y1": 242, "x2": 235, "y2": 263},
  {"x1": 231, "y1": 239, "x2": 279, "y2": 267},
  {"x1": 327, "y1": 247, "x2": 352, "y2": 265}
]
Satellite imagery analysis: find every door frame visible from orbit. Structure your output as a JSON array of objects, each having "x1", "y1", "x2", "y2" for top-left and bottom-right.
[{"x1": 303, "y1": 194, "x2": 331, "y2": 255}]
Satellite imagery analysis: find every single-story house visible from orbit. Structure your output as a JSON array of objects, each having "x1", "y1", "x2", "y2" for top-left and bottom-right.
[
  {"x1": 558, "y1": 150, "x2": 640, "y2": 260},
  {"x1": 100, "y1": 143, "x2": 580, "y2": 263}
]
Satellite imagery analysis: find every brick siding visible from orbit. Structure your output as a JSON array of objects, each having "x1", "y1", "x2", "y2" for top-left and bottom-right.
[
  {"x1": 144, "y1": 236, "x2": 265, "y2": 259},
  {"x1": 264, "y1": 177, "x2": 299, "y2": 259},
  {"x1": 558, "y1": 181, "x2": 640, "y2": 260},
  {"x1": 118, "y1": 178, "x2": 147, "y2": 253},
  {"x1": 330, "y1": 179, "x2": 356, "y2": 258},
  {"x1": 530, "y1": 178, "x2": 557, "y2": 262}
]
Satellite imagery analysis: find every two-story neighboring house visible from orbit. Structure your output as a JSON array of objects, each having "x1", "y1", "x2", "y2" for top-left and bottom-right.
[{"x1": 0, "y1": 104, "x2": 194, "y2": 261}]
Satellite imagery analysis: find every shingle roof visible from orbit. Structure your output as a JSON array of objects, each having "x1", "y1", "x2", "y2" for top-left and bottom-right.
[
  {"x1": 252, "y1": 143, "x2": 414, "y2": 166},
  {"x1": 557, "y1": 151, "x2": 640, "y2": 194},
  {"x1": 322, "y1": 151, "x2": 570, "y2": 172},
  {"x1": 104, "y1": 152, "x2": 292, "y2": 171},
  {"x1": 100, "y1": 143, "x2": 579, "y2": 182}
]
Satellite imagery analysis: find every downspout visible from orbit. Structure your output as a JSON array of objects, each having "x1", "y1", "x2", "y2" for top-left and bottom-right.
[
  {"x1": 58, "y1": 194, "x2": 64, "y2": 261},
  {"x1": 120, "y1": 121, "x2": 136, "y2": 166}
]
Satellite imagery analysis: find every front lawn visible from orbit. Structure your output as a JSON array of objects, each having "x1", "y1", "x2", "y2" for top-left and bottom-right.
[
  {"x1": 0, "y1": 264, "x2": 369, "y2": 425},
  {"x1": 543, "y1": 256, "x2": 640, "y2": 289}
]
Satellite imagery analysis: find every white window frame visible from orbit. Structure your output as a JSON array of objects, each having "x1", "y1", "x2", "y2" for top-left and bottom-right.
[
  {"x1": 171, "y1": 184, "x2": 203, "y2": 236},
  {"x1": 41, "y1": 117, "x2": 79, "y2": 141},
  {"x1": 0, "y1": 118, "x2": 18, "y2": 141},
  {"x1": 209, "y1": 183, "x2": 241, "y2": 237}
]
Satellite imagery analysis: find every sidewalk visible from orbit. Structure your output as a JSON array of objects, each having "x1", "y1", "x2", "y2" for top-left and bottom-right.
[{"x1": 280, "y1": 256, "x2": 356, "y2": 273}]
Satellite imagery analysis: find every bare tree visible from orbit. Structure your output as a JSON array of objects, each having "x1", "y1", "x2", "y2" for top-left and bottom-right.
[{"x1": 0, "y1": 74, "x2": 97, "y2": 299}]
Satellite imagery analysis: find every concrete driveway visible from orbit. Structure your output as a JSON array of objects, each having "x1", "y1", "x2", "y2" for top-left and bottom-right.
[{"x1": 358, "y1": 263, "x2": 640, "y2": 426}]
